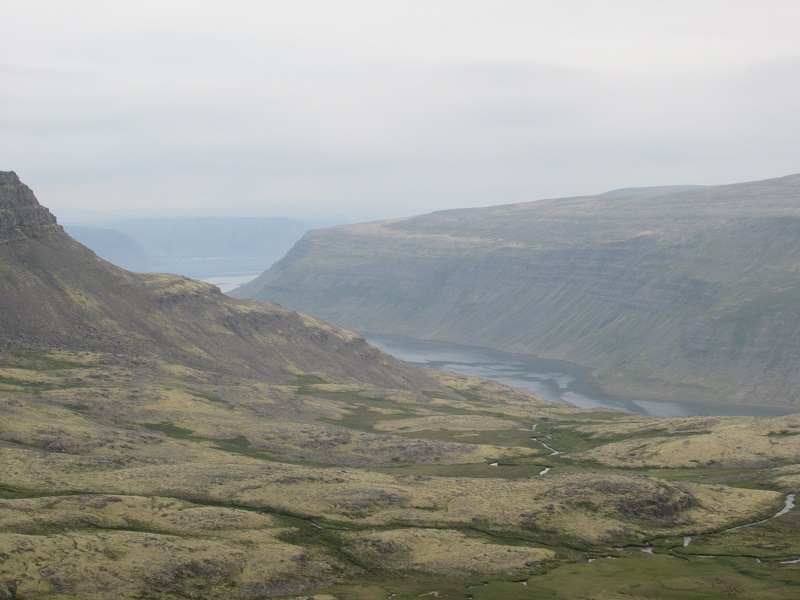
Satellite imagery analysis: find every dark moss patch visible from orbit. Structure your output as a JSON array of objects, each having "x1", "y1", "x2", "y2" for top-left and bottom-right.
[
  {"x1": 209, "y1": 435, "x2": 279, "y2": 460},
  {"x1": 292, "y1": 374, "x2": 327, "y2": 389},
  {"x1": 142, "y1": 422, "x2": 195, "y2": 438},
  {"x1": 6, "y1": 349, "x2": 88, "y2": 370},
  {"x1": 189, "y1": 390, "x2": 229, "y2": 406},
  {"x1": 421, "y1": 390, "x2": 454, "y2": 400},
  {"x1": 373, "y1": 457, "x2": 551, "y2": 480}
]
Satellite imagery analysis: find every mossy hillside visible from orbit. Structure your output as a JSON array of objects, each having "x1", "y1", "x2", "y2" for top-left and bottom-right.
[
  {"x1": 2, "y1": 356, "x2": 798, "y2": 598},
  {"x1": 0, "y1": 496, "x2": 342, "y2": 599},
  {"x1": 569, "y1": 414, "x2": 800, "y2": 468},
  {"x1": 340, "y1": 528, "x2": 555, "y2": 576}
]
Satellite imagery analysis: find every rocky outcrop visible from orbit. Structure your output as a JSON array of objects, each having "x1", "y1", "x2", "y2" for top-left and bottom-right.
[
  {"x1": 234, "y1": 173, "x2": 800, "y2": 408},
  {"x1": 0, "y1": 171, "x2": 60, "y2": 243}
]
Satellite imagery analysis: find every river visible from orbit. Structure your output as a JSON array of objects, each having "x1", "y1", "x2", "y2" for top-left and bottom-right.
[{"x1": 362, "y1": 332, "x2": 795, "y2": 418}]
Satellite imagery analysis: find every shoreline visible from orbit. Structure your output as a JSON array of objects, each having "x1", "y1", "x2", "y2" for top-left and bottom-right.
[{"x1": 362, "y1": 331, "x2": 797, "y2": 418}]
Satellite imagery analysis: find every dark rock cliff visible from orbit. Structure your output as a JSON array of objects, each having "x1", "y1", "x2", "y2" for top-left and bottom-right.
[
  {"x1": 234, "y1": 173, "x2": 800, "y2": 408},
  {"x1": 0, "y1": 171, "x2": 61, "y2": 242}
]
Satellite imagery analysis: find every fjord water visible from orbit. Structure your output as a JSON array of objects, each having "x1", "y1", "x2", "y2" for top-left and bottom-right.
[
  {"x1": 203, "y1": 273, "x2": 260, "y2": 293},
  {"x1": 363, "y1": 333, "x2": 794, "y2": 418}
]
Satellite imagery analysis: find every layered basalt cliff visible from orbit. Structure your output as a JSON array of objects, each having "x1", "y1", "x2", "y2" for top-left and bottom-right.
[{"x1": 234, "y1": 173, "x2": 800, "y2": 408}]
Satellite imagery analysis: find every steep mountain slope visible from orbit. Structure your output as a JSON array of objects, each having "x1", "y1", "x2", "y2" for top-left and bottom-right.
[
  {"x1": 2, "y1": 171, "x2": 799, "y2": 598},
  {"x1": 234, "y1": 173, "x2": 800, "y2": 408},
  {"x1": 0, "y1": 171, "x2": 430, "y2": 390}
]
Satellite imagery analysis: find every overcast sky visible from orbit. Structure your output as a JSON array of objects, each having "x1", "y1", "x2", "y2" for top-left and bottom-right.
[{"x1": 2, "y1": 1, "x2": 800, "y2": 221}]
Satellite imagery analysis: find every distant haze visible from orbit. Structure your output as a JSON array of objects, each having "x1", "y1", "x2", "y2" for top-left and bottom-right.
[
  {"x1": 3, "y1": 1, "x2": 800, "y2": 221},
  {"x1": 63, "y1": 216, "x2": 337, "y2": 280}
]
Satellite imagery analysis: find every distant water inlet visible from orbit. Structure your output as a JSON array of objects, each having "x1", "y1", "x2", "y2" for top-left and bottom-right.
[
  {"x1": 362, "y1": 333, "x2": 795, "y2": 418},
  {"x1": 203, "y1": 273, "x2": 260, "y2": 293}
]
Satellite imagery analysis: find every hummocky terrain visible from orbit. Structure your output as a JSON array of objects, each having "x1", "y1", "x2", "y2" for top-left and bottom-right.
[
  {"x1": 233, "y1": 173, "x2": 800, "y2": 409},
  {"x1": 1, "y1": 171, "x2": 799, "y2": 599}
]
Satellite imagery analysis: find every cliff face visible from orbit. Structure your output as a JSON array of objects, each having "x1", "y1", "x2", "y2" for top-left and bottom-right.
[
  {"x1": 234, "y1": 173, "x2": 800, "y2": 408},
  {"x1": 0, "y1": 171, "x2": 436, "y2": 391},
  {"x1": 0, "y1": 171, "x2": 60, "y2": 242}
]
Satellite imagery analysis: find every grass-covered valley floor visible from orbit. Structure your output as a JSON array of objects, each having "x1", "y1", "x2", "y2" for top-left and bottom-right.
[{"x1": 1, "y1": 349, "x2": 798, "y2": 599}]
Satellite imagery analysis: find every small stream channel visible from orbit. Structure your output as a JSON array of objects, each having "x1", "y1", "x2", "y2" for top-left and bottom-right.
[
  {"x1": 663, "y1": 494, "x2": 796, "y2": 556},
  {"x1": 722, "y1": 493, "x2": 796, "y2": 534}
]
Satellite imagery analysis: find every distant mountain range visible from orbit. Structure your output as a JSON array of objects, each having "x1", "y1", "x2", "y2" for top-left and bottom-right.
[
  {"x1": 64, "y1": 216, "x2": 337, "y2": 278},
  {"x1": 233, "y1": 173, "x2": 800, "y2": 408}
]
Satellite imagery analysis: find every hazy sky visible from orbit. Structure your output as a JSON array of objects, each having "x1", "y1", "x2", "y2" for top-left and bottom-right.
[{"x1": 3, "y1": 1, "x2": 800, "y2": 221}]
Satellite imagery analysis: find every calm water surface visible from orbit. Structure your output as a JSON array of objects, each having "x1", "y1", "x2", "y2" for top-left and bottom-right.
[
  {"x1": 203, "y1": 273, "x2": 260, "y2": 293},
  {"x1": 363, "y1": 332, "x2": 794, "y2": 418}
]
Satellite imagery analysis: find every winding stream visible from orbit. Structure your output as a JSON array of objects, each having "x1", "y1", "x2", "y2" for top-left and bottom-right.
[
  {"x1": 682, "y1": 494, "x2": 795, "y2": 550},
  {"x1": 530, "y1": 437, "x2": 563, "y2": 456},
  {"x1": 722, "y1": 494, "x2": 796, "y2": 533}
]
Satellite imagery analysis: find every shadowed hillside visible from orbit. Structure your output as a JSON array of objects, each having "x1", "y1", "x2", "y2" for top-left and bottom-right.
[
  {"x1": 234, "y1": 173, "x2": 800, "y2": 408},
  {"x1": 0, "y1": 172, "x2": 431, "y2": 390}
]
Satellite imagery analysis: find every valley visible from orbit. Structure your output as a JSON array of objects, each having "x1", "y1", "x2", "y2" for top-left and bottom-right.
[
  {"x1": 233, "y1": 174, "x2": 800, "y2": 410},
  {"x1": 1, "y1": 171, "x2": 799, "y2": 598},
  {"x1": 2, "y1": 346, "x2": 799, "y2": 599},
  {"x1": 64, "y1": 216, "x2": 332, "y2": 281}
]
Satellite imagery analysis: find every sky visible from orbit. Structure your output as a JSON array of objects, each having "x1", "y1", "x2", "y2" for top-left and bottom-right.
[{"x1": 2, "y1": 0, "x2": 800, "y2": 222}]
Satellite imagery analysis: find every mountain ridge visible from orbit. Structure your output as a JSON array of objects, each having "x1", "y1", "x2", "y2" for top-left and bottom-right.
[
  {"x1": 234, "y1": 172, "x2": 800, "y2": 408},
  {"x1": 0, "y1": 171, "x2": 435, "y2": 390}
]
